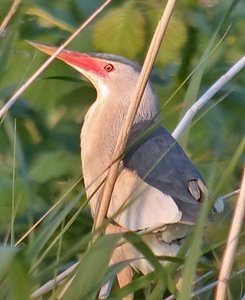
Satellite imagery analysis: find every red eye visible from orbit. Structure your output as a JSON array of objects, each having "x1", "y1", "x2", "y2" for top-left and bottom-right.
[{"x1": 104, "y1": 63, "x2": 114, "y2": 72}]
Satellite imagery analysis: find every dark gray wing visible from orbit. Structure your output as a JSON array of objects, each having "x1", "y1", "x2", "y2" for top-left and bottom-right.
[{"x1": 123, "y1": 123, "x2": 207, "y2": 223}]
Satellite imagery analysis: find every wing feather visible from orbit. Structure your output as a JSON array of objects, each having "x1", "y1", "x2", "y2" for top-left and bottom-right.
[
  {"x1": 108, "y1": 169, "x2": 182, "y2": 230},
  {"x1": 122, "y1": 124, "x2": 207, "y2": 224}
]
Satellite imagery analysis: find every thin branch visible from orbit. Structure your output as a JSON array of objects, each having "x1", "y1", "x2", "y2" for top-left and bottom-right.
[
  {"x1": 212, "y1": 188, "x2": 240, "y2": 214},
  {"x1": 93, "y1": 0, "x2": 177, "y2": 240},
  {"x1": 216, "y1": 189, "x2": 240, "y2": 204},
  {"x1": 31, "y1": 262, "x2": 79, "y2": 299},
  {"x1": 165, "y1": 281, "x2": 218, "y2": 300},
  {"x1": 215, "y1": 167, "x2": 245, "y2": 300},
  {"x1": 0, "y1": 0, "x2": 112, "y2": 120},
  {"x1": 0, "y1": 0, "x2": 21, "y2": 36},
  {"x1": 164, "y1": 267, "x2": 245, "y2": 299},
  {"x1": 172, "y1": 55, "x2": 245, "y2": 139}
]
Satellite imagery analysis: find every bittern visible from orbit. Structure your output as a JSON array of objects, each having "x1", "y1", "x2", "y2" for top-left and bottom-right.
[{"x1": 30, "y1": 42, "x2": 209, "y2": 297}]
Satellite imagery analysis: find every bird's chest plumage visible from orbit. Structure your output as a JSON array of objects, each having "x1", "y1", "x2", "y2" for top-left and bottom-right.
[
  {"x1": 81, "y1": 100, "x2": 123, "y2": 165},
  {"x1": 80, "y1": 99, "x2": 125, "y2": 214}
]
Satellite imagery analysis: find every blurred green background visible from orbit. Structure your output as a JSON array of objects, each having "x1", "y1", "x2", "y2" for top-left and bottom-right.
[{"x1": 0, "y1": 0, "x2": 244, "y2": 299}]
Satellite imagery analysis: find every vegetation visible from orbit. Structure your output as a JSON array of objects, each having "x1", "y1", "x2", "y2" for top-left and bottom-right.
[{"x1": 0, "y1": 0, "x2": 244, "y2": 299}]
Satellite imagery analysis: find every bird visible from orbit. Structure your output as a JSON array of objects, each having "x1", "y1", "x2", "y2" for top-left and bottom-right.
[{"x1": 30, "y1": 42, "x2": 208, "y2": 298}]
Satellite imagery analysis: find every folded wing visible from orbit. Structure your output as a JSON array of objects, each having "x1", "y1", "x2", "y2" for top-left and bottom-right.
[{"x1": 108, "y1": 124, "x2": 207, "y2": 231}]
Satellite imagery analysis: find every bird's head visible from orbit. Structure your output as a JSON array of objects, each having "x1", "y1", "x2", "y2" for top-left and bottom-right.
[
  {"x1": 29, "y1": 42, "x2": 147, "y2": 98},
  {"x1": 29, "y1": 42, "x2": 159, "y2": 122}
]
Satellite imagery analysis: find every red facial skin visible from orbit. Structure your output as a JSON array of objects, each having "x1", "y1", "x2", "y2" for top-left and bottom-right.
[
  {"x1": 57, "y1": 51, "x2": 108, "y2": 77},
  {"x1": 29, "y1": 42, "x2": 109, "y2": 77}
]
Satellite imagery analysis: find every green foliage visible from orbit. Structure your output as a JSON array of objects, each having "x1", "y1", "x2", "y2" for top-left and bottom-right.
[
  {"x1": 29, "y1": 151, "x2": 80, "y2": 184},
  {"x1": 92, "y1": 1, "x2": 145, "y2": 58},
  {"x1": 62, "y1": 234, "x2": 120, "y2": 300},
  {"x1": 0, "y1": 0, "x2": 244, "y2": 299},
  {"x1": 0, "y1": 247, "x2": 30, "y2": 300}
]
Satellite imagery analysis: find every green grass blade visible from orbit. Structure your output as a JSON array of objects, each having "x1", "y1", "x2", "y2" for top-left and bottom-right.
[
  {"x1": 8, "y1": 251, "x2": 31, "y2": 300},
  {"x1": 177, "y1": 136, "x2": 244, "y2": 300},
  {"x1": 28, "y1": 191, "x2": 83, "y2": 259},
  {"x1": 178, "y1": 0, "x2": 240, "y2": 149},
  {"x1": 62, "y1": 234, "x2": 121, "y2": 300},
  {"x1": 177, "y1": 196, "x2": 211, "y2": 300}
]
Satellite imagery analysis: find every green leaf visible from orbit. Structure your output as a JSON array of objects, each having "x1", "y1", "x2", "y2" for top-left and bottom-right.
[
  {"x1": 177, "y1": 196, "x2": 211, "y2": 300},
  {"x1": 124, "y1": 232, "x2": 167, "y2": 297},
  {"x1": 0, "y1": 247, "x2": 30, "y2": 300},
  {"x1": 213, "y1": 137, "x2": 245, "y2": 197},
  {"x1": 154, "y1": 15, "x2": 186, "y2": 66},
  {"x1": 73, "y1": 0, "x2": 102, "y2": 17},
  {"x1": 177, "y1": 0, "x2": 240, "y2": 149},
  {"x1": 44, "y1": 75, "x2": 88, "y2": 84},
  {"x1": 8, "y1": 251, "x2": 31, "y2": 300},
  {"x1": 28, "y1": 191, "x2": 83, "y2": 260},
  {"x1": 26, "y1": 4, "x2": 76, "y2": 32},
  {"x1": 29, "y1": 151, "x2": 80, "y2": 183},
  {"x1": 92, "y1": 2, "x2": 145, "y2": 58},
  {"x1": 62, "y1": 234, "x2": 121, "y2": 300},
  {"x1": 124, "y1": 232, "x2": 165, "y2": 276},
  {"x1": 0, "y1": 177, "x2": 28, "y2": 221},
  {"x1": 0, "y1": 246, "x2": 17, "y2": 280},
  {"x1": 111, "y1": 271, "x2": 156, "y2": 299}
]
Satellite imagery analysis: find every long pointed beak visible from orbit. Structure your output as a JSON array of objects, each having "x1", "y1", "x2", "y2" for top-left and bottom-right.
[
  {"x1": 28, "y1": 41, "x2": 107, "y2": 77},
  {"x1": 28, "y1": 41, "x2": 60, "y2": 57}
]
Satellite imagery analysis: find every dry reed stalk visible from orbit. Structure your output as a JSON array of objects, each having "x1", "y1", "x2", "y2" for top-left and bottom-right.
[
  {"x1": 215, "y1": 167, "x2": 245, "y2": 300},
  {"x1": 0, "y1": 0, "x2": 21, "y2": 36}
]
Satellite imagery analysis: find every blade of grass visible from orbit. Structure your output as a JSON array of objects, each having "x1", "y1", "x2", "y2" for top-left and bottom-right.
[
  {"x1": 15, "y1": 177, "x2": 82, "y2": 246},
  {"x1": 124, "y1": 232, "x2": 166, "y2": 277},
  {"x1": 160, "y1": 23, "x2": 230, "y2": 114},
  {"x1": 61, "y1": 234, "x2": 121, "y2": 300},
  {"x1": 190, "y1": 91, "x2": 231, "y2": 129},
  {"x1": 2, "y1": 105, "x2": 34, "y2": 246},
  {"x1": 213, "y1": 137, "x2": 245, "y2": 198},
  {"x1": 32, "y1": 227, "x2": 179, "y2": 299},
  {"x1": 30, "y1": 197, "x2": 87, "y2": 273},
  {"x1": 176, "y1": 194, "x2": 211, "y2": 300},
  {"x1": 176, "y1": 137, "x2": 245, "y2": 300},
  {"x1": 147, "y1": 281, "x2": 165, "y2": 300},
  {"x1": 27, "y1": 190, "x2": 83, "y2": 259},
  {"x1": 0, "y1": 246, "x2": 17, "y2": 280},
  {"x1": 111, "y1": 272, "x2": 156, "y2": 299},
  {"x1": 31, "y1": 233, "x2": 97, "y2": 298},
  {"x1": 166, "y1": 269, "x2": 245, "y2": 300},
  {"x1": 52, "y1": 220, "x2": 65, "y2": 297},
  {"x1": 11, "y1": 119, "x2": 17, "y2": 246},
  {"x1": 8, "y1": 250, "x2": 31, "y2": 300},
  {"x1": 26, "y1": 6, "x2": 75, "y2": 33}
]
